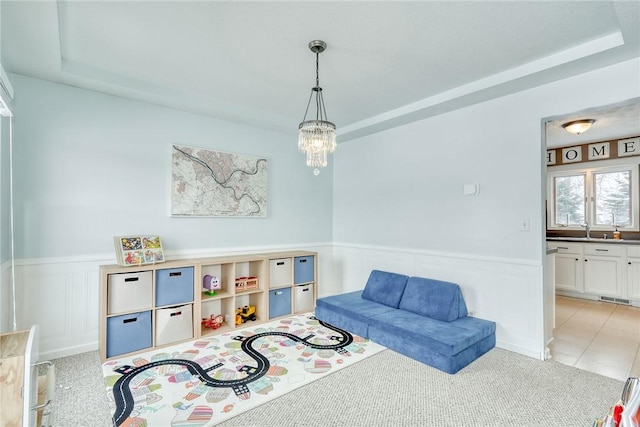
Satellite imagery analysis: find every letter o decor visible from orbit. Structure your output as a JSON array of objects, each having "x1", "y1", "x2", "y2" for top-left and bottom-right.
[{"x1": 562, "y1": 146, "x2": 582, "y2": 163}]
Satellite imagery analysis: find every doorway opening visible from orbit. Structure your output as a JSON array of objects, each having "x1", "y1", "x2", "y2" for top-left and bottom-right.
[{"x1": 542, "y1": 98, "x2": 640, "y2": 381}]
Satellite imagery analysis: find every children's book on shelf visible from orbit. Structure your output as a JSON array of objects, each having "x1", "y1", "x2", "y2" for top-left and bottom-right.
[{"x1": 114, "y1": 235, "x2": 164, "y2": 266}]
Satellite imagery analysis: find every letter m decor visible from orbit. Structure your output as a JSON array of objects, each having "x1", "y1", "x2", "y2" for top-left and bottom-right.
[{"x1": 588, "y1": 142, "x2": 610, "y2": 161}]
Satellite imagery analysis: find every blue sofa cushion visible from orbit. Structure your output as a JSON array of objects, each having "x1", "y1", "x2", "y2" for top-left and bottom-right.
[
  {"x1": 361, "y1": 270, "x2": 409, "y2": 308},
  {"x1": 398, "y1": 276, "x2": 468, "y2": 321},
  {"x1": 315, "y1": 291, "x2": 397, "y2": 327},
  {"x1": 368, "y1": 310, "x2": 493, "y2": 356},
  {"x1": 450, "y1": 316, "x2": 496, "y2": 336}
]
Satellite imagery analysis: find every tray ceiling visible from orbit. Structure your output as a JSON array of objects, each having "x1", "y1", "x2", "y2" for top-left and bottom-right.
[{"x1": 1, "y1": 1, "x2": 639, "y2": 143}]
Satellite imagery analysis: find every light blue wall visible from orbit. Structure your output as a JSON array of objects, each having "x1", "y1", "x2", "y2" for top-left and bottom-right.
[
  {"x1": 11, "y1": 75, "x2": 333, "y2": 259},
  {"x1": 0, "y1": 0, "x2": 5, "y2": 265},
  {"x1": 1, "y1": 116, "x2": 10, "y2": 263},
  {"x1": 10, "y1": 58, "x2": 640, "y2": 263},
  {"x1": 333, "y1": 59, "x2": 640, "y2": 261},
  {"x1": 0, "y1": 115, "x2": 11, "y2": 333},
  {"x1": 0, "y1": 0, "x2": 11, "y2": 333}
]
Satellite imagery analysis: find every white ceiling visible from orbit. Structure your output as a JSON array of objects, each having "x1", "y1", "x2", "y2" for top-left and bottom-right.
[
  {"x1": 545, "y1": 98, "x2": 640, "y2": 148},
  {"x1": 1, "y1": 1, "x2": 639, "y2": 144}
]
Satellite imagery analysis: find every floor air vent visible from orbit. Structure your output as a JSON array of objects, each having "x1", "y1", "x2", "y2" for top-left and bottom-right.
[{"x1": 599, "y1": 296, "x2": 630, "y2": 305}]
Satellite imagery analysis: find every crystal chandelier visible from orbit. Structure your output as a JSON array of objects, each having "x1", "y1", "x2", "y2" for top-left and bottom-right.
[{"x1": 298, "y1": 40, "x2": 336, "y2": 175}]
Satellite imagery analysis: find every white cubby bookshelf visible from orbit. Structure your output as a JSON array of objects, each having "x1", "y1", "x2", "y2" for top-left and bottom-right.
[{"x1": 99, "y1": 250, "x2": 317, "y2": 361}]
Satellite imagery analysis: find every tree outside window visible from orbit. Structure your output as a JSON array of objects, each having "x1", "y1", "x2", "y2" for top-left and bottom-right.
[
  {"x1": 594, "y1": 170, "x2": 630, "y2": 226},
  {"x1": 554, "y1": 174, "x2": 585, "y2": 226},
  {"x1": 548, "y1": 165, "x2": 637, "y2": 231}
]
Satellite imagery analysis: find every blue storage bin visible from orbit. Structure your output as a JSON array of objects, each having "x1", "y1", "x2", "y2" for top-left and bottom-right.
[
  {"x1": 269, "y1": 287, "x2": 292, "y2": 319},
  {"x1": 156, "y1": 267, "x2": 194, "y2": 306},
  {"x1": 106, "y1": 311, "x2": 152, "y2": 358},
  {"x1": 294, "y1": 256, "x2": 314, "y2": 284}
]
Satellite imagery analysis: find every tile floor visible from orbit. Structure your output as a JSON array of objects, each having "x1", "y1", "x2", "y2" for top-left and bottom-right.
[{"x1": 550, "y1": 295, "x2": 640, "y2": 381}]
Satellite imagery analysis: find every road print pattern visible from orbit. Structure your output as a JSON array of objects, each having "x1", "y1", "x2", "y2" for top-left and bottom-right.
[{"x1": 103, "y1": 314, "x2": 385, "y2": 427}]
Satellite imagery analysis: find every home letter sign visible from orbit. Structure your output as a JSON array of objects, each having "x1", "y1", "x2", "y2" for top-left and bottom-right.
[{"x1": 618, "y1": 137, "x2": 640, "y2": 157}]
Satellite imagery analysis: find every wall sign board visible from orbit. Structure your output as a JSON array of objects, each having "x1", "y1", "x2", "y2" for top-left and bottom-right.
[{"x1": 546, "y1": 136, "x2": 639, "y2": 166}]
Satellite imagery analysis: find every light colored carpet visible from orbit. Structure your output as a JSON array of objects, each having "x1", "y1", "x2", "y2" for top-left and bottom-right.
[
  {"x1": 47, "y1": 350, "x2": 112, "y2": 426},
  {"x1": 48, "y1": 347, "x2": 623, "y2": 427}
]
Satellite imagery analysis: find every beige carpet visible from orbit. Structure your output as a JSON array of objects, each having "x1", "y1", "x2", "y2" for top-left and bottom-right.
[{"x1": 49, "y1": 347, "x2": 623, "y2": 426}]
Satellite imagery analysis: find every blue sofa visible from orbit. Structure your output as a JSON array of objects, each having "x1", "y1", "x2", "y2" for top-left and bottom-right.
[{"x1": 315, "y1": 270, "x2": 496, "y2": 374}]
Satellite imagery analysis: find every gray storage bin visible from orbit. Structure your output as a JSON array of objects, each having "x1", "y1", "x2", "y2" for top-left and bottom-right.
[{"x1": 107, "y1": 271, "x2": 152, "y2": 314}]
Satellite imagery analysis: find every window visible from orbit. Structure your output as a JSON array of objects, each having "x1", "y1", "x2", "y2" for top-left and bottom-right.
[
  {"x1": 548, "y1": 165, "x2": 638, "y2": 231},
  {"x1": 593, "y1": 170, "x2": 631, "y2": 226}
]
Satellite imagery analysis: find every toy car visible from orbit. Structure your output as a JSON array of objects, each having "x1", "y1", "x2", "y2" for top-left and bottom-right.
[
  {"x1": 201, "y1": 314, "x2": 224, "y2": 329},
  {"x1": 235, "y1": 305, "x2": 257, "y2": 324}
]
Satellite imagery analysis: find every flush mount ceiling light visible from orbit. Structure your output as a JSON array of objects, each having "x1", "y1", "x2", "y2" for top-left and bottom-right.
[
  {"x1": 298, "y1": 40, "x2": 336, "y2": 176},
  {"x1": 562, "y1": 119, "x2": 595, "y2": 135}
]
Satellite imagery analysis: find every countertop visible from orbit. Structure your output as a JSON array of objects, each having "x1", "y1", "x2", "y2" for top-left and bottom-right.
[{"x1": 546, "y1": 237, "x2": 640, "y2": 245}]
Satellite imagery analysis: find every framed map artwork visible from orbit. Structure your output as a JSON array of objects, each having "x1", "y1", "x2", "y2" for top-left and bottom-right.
[{"x1": 171, "y1": 145, "x2": 268, "y2": 217}]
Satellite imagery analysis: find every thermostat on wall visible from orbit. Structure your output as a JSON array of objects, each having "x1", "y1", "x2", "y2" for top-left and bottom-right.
[{"x1": 463, "y1": 184, "x2": 479, "y2": 195}]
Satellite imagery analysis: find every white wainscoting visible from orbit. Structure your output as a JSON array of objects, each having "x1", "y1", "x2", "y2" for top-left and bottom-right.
[
  {"x1": 1, "y1": 259, "x2": 13, "y2": 333},
  {"x1": 12, "y1": 243, "x2": 543, "y2": 360},
  {"x1": 14, "y1": 256, "x2": 103, "y2": 360},
  {"x1": 13, "y1": 244, "x2": 333, "y2": 360},
  {"x1": 332, "y1": 243, "x2": 545, "y2": 360}
]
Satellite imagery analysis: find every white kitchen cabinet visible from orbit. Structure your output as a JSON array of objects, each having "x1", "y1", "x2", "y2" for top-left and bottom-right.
[
  {"x1": 548, "y1": 243, "x2": 583, "y2": 293},
  {"x1": 548, "y1": 240, "x2": 640, "y2": 302},
  {"x1": 583, "y1": 245, "x2": 623, "y2": 297},
  {"x1": 626, "y1": 259, "x2": 640, "y2": 299},
  {"x1": 583, "y1": 256, "x2": 623, "y2": 297},
  {"x1": 626, "y1": 246, "x2": 640, "y2": 300}
]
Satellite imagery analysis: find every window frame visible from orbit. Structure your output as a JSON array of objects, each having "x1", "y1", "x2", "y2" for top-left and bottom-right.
[{"x1": 547, "y1": 164, "x2": 639, "y2": 232}]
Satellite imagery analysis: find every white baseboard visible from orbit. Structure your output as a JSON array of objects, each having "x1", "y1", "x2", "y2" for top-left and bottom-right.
[
  {"x1": 496, "y1": 341, "x2": 543, "y2": 361},
  {"x1": 41, "y1": 341, "x2": 99, "y2": 361}
]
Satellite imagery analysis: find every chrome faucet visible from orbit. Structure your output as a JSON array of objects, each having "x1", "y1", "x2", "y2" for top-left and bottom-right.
[{"x1": 582, "y1": 221, "x2": 591, "y2": 239}]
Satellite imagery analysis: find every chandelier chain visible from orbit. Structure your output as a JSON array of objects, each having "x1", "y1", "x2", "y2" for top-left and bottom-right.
[{"x1": 316, "y1": 50, "x2": 320, "y2": 89}]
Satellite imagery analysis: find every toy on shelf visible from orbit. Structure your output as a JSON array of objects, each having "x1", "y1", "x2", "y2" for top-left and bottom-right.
[
  {"x1": 203, "y1": 275, "x2": 221, "y2": 296},
  {"x1": 235, "y1": 305, "x2": 257, "y2": 325},
  {"x1": 235, "y1": 276, "x2": 258, "y2": 292},
  {"x1": 201, "y1": 314, "x2": 224, "y2": 330}
]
